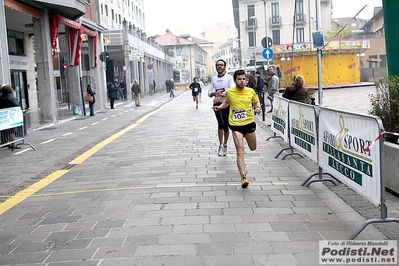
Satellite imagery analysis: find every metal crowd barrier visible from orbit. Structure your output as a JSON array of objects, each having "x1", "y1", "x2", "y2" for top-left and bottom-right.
[
  {"x1": 0, "y1": 107, "x2": 36, "y2": 151},
  {"x1": 268, "y1": 95, "x2": 399, "y2": 240}
]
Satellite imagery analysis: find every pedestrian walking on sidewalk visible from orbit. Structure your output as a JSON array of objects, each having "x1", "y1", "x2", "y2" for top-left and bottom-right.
[
  {"x1": 169, "y1": 79, "x2": 175, "y2": 97},
  {"x1": 107, "y1": 81, "x2": 117, "y2": 109},
  {"x1": 208, "y1": 59, "x2": 235, "y2": 156},
  {"x1": 131, "y1": 80, "x2": 141, "y2": 106},
  {"x1": 212, "y1": 69, "x2": 261, "y2": 188},
  {"x1": 189, "y1": 77, "x2": 201, "y2": 109},
  {"x1": 86, "y1": 84, "x2": 96, "y2": 116},
  {"x1": 165, "y1": 79, "x2": 170, "y2": 93}
]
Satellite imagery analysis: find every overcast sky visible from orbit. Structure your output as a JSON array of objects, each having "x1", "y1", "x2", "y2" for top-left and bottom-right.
[
  {"x1": 331, "y1": 0, "x2": 382, "y2": 18},
  {"x1": 145, "y1": 0, "x2": 383, "y2": 37}
]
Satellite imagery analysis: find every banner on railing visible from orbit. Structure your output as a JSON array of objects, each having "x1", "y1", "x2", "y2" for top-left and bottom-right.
[
  {"x1": 271, "y1": 96, "x2": 289, "y2": 142},
  {"x1": 318, "y1": 108, "x2": 381, "y2": 205},
  {"x1": 0, "y1": 107, "x2": 23, "y2": 131},
  {"x1": 288, "y1": 103, "x2": 318, "y2": 163}
]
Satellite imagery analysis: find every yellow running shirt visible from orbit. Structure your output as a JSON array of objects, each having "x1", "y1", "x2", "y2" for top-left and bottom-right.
[{"x1": 225, "y1": 87, "x2": 259, "y2": 126}]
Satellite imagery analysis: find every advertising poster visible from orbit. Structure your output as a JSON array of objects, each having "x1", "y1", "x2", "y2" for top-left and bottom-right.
[
  {"x1": 271, "y1": 96, "x2": 289, "y2": 143},
  {"x1": 318, "y1": 108, "x2": 382, "y2": 205},
  {"x1": 0, "y1": 107, "x2": 23, "y2": 131},
  {"x1": 288, "y1": 103, "x2": 318, "y2": 163}
]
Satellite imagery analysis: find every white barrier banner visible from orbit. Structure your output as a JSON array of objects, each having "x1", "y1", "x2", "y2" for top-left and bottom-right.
[
  {"x1": 289, "y1": 103, "x2": 318, "y2": 163},
  {"x1": 318, "y1": 108, "x2": 381, "y2": 206},
  {"x1": 0, "y1": 107, "x2": 23, "y2": 131},
  {"x1": 271, "y1": 96, "x2": 289, "y2": 142}
]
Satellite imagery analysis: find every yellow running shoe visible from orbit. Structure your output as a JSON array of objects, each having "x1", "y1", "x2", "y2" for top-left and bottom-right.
[{"x1": 241, "y1": 176, "x2": 249, "y2": 188}]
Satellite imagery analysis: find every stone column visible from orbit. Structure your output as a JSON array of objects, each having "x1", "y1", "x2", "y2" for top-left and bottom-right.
[
  {"x1": 123, "y1": 20, "x2": 132, "y2": 101},
  {"x1": 0, "y1": 0, "x2": 10, "y2": 84},
  {"x1": 65, "y1": 27, "x2": 84, "y2": 115},
  {"x1": 96, "y1": 32, "x2": 107, "y2": 110},
  {"x1": 24, "y1": 33, "x2": 38, "y2": 111},
  {"x1": 33, "y1": 9, "x2": 58, "y2": 123}
]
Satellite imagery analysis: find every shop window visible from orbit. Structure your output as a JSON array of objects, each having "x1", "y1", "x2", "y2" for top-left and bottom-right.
[
  {"x1": 7, "y1": 29, "x2": 25, "y2": 56},
  {"x1": 369, "y1": 55, "x2": 378, "y2": 68},
  {"x1": 380, "y1": 55, "x2": 387, "y2": 68},
  {"x1": 83, "y1": 54, "x2": 90, "y2": 71}
]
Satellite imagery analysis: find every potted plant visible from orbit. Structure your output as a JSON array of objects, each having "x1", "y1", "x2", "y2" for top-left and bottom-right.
[
  {"x1": 369, "y1": 76, "x2": 399, "y2": 143},
  {"x1": 369, "y1": 75, "x2": 399, "y2": 195}
]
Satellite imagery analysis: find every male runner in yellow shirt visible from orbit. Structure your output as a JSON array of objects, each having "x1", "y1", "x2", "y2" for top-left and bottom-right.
[{"x1": 213, "y1": 69, "x2": 262, "y2": 188}]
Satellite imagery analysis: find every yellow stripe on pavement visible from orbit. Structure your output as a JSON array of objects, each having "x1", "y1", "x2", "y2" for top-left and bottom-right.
[
  {"x1": 0, "y1": 170, "x2": 69, "y2": 215},
  {"x1": 0, "y1": 182, "x2": 288, "y2": 199},
  {"x1": 0, "y1": 101, "x2": 168, "y2": 215},
  {"x1": 69, "y1": 123, "x2": 139, "y2": 164}
]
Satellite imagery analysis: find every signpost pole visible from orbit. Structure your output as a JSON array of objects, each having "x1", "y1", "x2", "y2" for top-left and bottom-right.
[
  {"x1": 315, "y1": 0, "x2": 323, "y2": 105},
  {"x1": 263, "y1": 0, "x2": 269, "y2": 69}
]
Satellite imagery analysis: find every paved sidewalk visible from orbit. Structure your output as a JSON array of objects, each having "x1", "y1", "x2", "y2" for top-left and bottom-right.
[{"x1": 0, "y1": 86, "x2": 397, "y2": 265}]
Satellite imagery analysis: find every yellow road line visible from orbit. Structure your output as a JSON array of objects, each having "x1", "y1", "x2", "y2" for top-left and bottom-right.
[
  {"x1": 0, "y1": 104, "x2": 168, "y2": 216},
  {"x1": 0, "y1": 170, "x2": 69, "y2": 215},
  {"x1": 69, "y1": 123, "x2": 139, "y2": 164},
  {"x1": 70, "y1": 107, "x2": 163, "y2": 165},
  {"x1": 0, "y1": 182, "x2": 288, "y2": 199}
]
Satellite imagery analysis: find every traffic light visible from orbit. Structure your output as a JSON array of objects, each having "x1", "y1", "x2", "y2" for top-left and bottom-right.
[{"x1": 99, "y1": 52, "x2": 110, "y2": 62}]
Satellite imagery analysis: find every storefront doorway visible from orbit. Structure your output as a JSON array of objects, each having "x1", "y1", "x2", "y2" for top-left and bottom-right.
[{"x1": 10, "y1": 71, "x2": 29, "y2": 110}]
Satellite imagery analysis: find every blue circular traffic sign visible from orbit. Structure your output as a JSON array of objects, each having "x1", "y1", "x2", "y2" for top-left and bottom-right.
[{"x1": 262, "y1": 48, "x2": 274, "y2": 60}]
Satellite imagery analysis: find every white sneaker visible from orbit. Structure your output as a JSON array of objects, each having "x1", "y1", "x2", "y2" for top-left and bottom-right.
[
  {"x1": 222, "y1": 144, "x2": 227, "y2": 156},
  {"x1": 218, "y1": 145, "x2": 224, "y2": 156}
]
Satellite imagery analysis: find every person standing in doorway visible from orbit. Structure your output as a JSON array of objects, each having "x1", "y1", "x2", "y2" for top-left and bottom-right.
[
  {"x1": 169, "y1": 79, "x2": 175, "y2": 97},
  {"x1": 87, "y1": 84, "x2": 96, "y2": 116},
  {"x1": 212, "y1": 69, "x2": 261, "y2": 188},
  {"x1": 131, "y1": 80, "x2": 141, "y2": 106},
  {"x1": 208, "y1": 59, "x2": 235, "y2": 156},
  {"x1": 107, "y1": 81, "x2": 117, "y2": 109}
]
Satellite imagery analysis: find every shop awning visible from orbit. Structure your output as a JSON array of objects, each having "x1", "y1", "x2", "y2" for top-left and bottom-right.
[
  {"x1": 4, "y1": 0, "x2": 41, "y2": 18},
  {"x1": 50, "y1": 14, "x2": 98, "y2": 67}
]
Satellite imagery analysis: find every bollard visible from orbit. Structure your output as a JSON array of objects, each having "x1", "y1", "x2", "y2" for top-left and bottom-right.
[{"x1": 22, "y1": 110, "x2": 27, "y2": 135}]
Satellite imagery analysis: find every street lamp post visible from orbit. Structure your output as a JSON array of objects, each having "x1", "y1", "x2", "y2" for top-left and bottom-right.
[
  {"x1": 356, "y1": 52, "x2": 365, "y2": 85},
  {"x1": 250, "y1": 16, "x2": 256, "y2": 74}
]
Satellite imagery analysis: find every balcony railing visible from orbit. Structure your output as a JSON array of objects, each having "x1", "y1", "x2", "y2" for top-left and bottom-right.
[
  {"x1": 246, "y1": 19, "x2": 257, "y2": 30},
  {"x1": 295, "y1": 13, "x2": 306, "y2": 25},
  {"x1": 269, "y1": 16, "x2": 282, "y2": 28}
]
